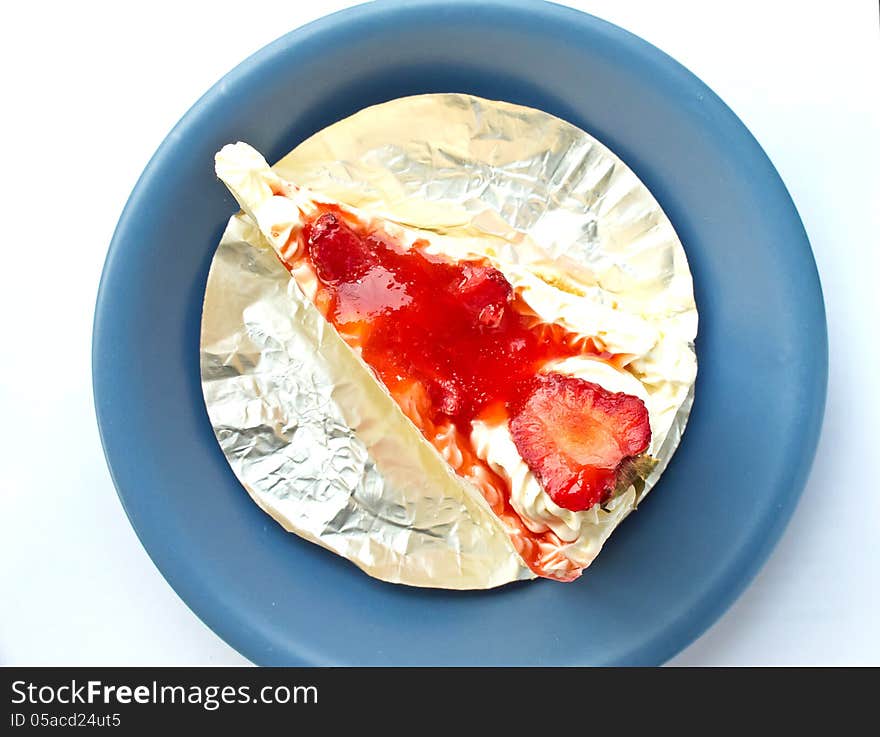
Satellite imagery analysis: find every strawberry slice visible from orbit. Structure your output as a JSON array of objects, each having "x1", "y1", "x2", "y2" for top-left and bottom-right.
[
  {"x1": 308, "y1": 212, "x2": 378, "y2": 284},
  {"x1": 509, "y1": 373, "x2": 651, "y2": 512},
  {"x1": 448, "y1": 263, "x2": 513, "y2": 328}
]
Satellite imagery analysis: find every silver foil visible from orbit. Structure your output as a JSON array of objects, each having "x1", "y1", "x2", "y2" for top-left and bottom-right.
[{"x1": 201, "y1": 94, "x2": 697, "y2": 589}]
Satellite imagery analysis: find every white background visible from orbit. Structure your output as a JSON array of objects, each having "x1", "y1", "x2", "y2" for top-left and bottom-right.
[{"x1": 1, "y1": 0, "x2": 878, "y2": 666}]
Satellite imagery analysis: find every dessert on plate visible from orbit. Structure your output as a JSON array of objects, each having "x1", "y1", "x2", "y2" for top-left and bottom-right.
[{"x1": 212, "y1": 140, "x2": 696, "y2": 584}]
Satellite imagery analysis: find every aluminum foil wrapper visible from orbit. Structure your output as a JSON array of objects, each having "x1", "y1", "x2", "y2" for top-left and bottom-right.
[{"x1": 201, "y1": 94, "x2": 698, "y2": 589}]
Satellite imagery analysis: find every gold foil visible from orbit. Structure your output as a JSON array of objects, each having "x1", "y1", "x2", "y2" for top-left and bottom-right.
[{"x1": 201, "y1": 94, "x2": 698, "y2": 589}]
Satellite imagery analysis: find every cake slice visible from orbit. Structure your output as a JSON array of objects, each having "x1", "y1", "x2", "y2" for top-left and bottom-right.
[{"x1": 216, "y1": 142, "x2": 668, "y2": 582}]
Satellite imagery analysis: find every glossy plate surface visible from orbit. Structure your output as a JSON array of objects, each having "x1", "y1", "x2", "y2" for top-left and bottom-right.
[{"x1": 93, "y1": 0, "x2": 827, "y2": 665}]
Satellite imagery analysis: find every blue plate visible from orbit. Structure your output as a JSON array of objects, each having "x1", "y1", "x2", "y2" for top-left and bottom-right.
[{"x1": 93, "y1": 0, "x2": 827, "y2": 665}]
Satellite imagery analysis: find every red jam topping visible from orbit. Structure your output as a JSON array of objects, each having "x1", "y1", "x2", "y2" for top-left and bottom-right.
[{"x1": 305, "y1": 212, "x2": 591, "y2": 431}]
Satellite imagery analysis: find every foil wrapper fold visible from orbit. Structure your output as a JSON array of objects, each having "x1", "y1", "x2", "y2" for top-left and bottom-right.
[{"x1": 200, "y1": 94, "x2": 697, "y2": 589}]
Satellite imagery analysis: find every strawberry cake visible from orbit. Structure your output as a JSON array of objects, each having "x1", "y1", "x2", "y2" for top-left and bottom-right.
[{"x1": 213, "y1": 140, "x2": 696, "y2": 584}]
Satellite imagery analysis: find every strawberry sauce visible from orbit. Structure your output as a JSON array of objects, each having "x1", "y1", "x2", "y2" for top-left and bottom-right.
[{"x1": 304, "y1": 211, "x2": 597, "y2": 431}]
